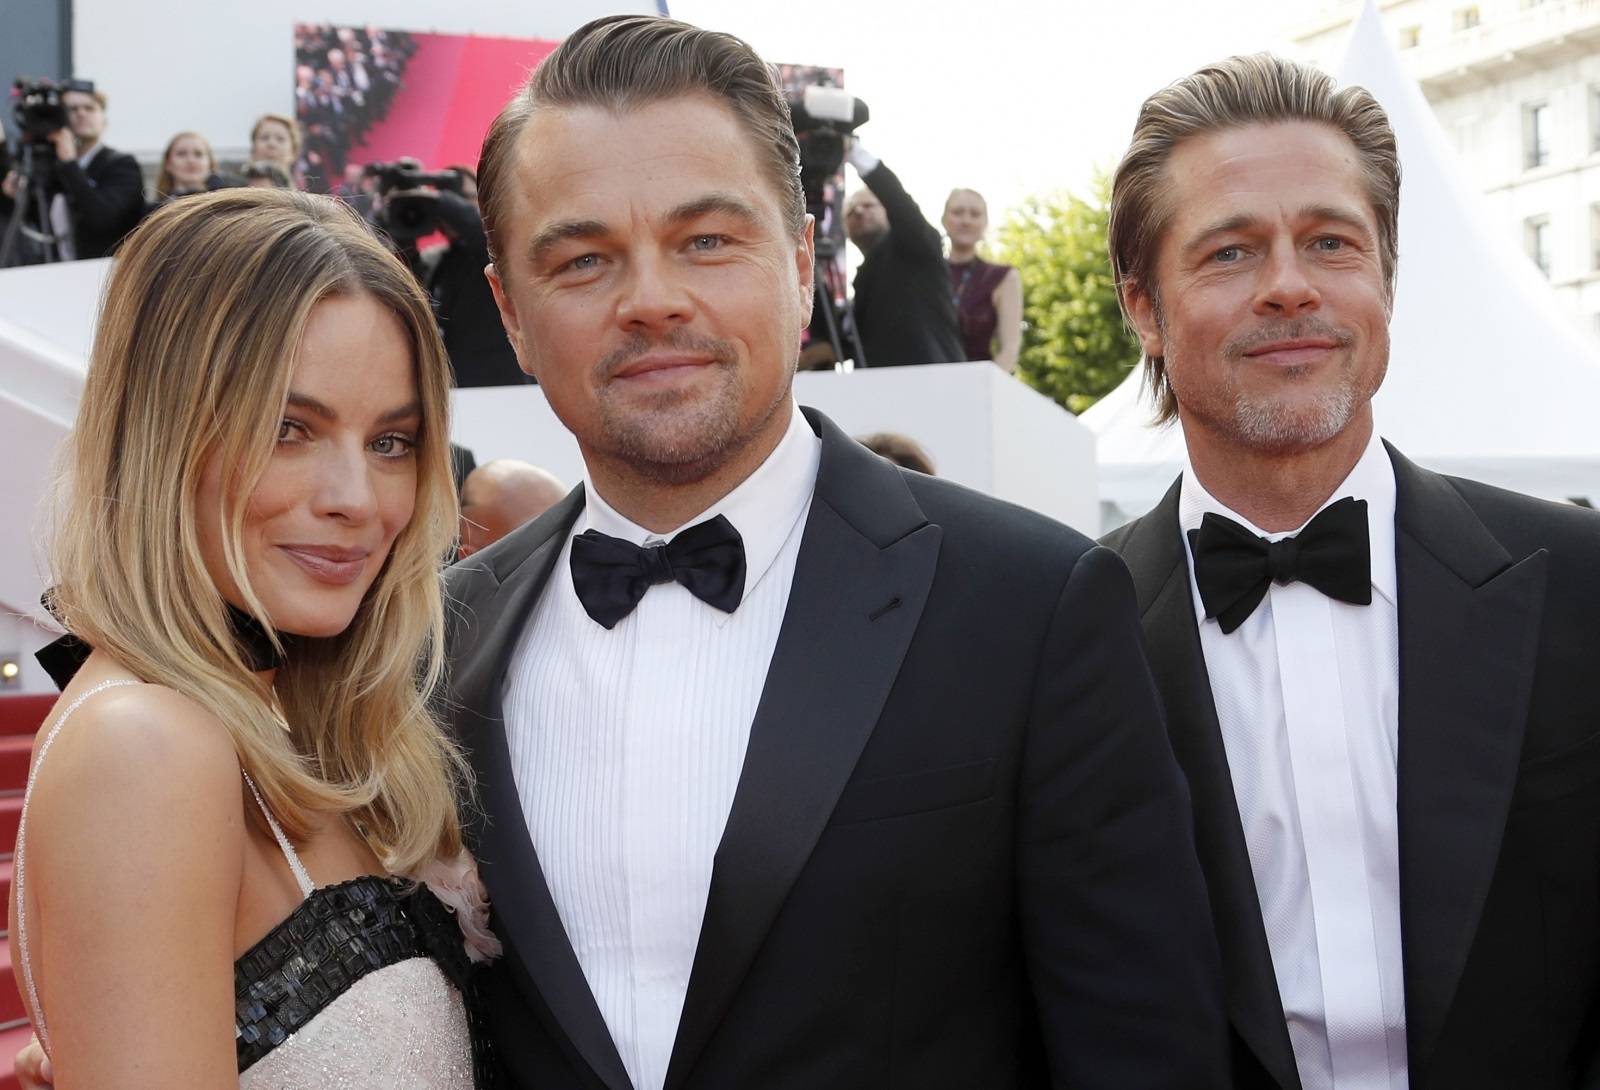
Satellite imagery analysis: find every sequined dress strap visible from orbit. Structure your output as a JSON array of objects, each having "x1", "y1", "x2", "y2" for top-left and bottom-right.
[
  {"x1": 15, "y1": 677, "x2": 143, "y2": 1056},
  {"x1": 241, "y1": 772, "x2": 314, "y2": 899}
]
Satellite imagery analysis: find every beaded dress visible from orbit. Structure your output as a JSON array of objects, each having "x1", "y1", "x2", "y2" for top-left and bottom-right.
[{"x1": 14, "y1": 678, "x2": 494, "y2": 1088}]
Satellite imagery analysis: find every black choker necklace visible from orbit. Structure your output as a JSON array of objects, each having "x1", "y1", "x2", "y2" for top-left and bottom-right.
[{"x1": 35, "y1": 590, "x2": 287, "y2": 689}]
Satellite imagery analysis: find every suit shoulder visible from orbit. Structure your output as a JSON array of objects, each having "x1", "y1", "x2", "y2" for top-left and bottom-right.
[
  {"x1": 1443, "y1": 474, "x2": 1600, "y2": 553},
  {"x1": 900, "y1": 471, "x2": 1097, "y2": 573},
  {"x1": 1098, "y1": 513, "x2": 1149, "y2": 553}
]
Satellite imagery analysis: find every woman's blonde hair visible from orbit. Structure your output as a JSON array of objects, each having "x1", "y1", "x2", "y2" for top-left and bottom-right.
[
  {"x1": 154, "y1": 131, "x2": 216, "y2": 200},
  {"x1": 251, "y1": 113, "x2": 302, "y2": 160},
  {"x1": 50, "y1": 188, "x2": 467, "y2": 876}
]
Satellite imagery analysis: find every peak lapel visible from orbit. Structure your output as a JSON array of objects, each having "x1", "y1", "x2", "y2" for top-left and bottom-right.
[
  {"x1": 1111, "y1": 482, "x2": 1302, "y2": 1090},
  {"x1": 1387, "y1": 447, "x2": 1546, "y2": 1082},
  {"x1": 450, "y1": 487, "x2": 635, "y2": 1090},
  {"x1": 663, "y1": 410, "x2": 940, "y2": 1090}
]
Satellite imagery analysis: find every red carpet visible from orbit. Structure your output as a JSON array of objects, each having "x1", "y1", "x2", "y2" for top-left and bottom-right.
[
  {"x1": 0, "y1": 693, "x2": 53, "y2": 1090},
  {"x1": 350, "y1": 34, "x2": 559, "y2": 172}
]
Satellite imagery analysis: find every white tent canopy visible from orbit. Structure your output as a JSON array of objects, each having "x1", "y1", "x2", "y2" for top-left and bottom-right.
[{"x1": 1082, "y1": 0, "x2": 1600, "y2": 527}]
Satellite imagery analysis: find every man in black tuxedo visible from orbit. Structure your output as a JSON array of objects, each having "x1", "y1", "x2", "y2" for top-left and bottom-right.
[
  {"x1": 0, "y1": 86, "x2": 145, "y2": 262},
  {"x1": 1100, "y1": 54, "x2": 1600, "y2": 1090},
  {"x1": 446, "y1": 15, "x2": 1227, "y2": 1090}
]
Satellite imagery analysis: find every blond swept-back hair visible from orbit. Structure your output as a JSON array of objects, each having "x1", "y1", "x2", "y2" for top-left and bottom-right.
[
  {"x1": 477, "y1": 14, "x2": 805, "y2": 273},
  {"x1": 1108, "y1": 53, "x2": 1401, "y2": 423},
  {"x1": 49, "y1": 188, "x2": 468, "y2": 876},
  {"x1": 154, "y1": 130, "x2": 216, "y2": 199}
]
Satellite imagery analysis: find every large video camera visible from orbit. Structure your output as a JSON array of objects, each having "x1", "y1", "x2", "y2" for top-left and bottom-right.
[
  {"x1": 11, "y1": 77, "x2": 95, "y2": 146},
  {"x1": 365, "y1": 160, "x2": 465, "y2": 243},
  {"x1": 788, "y1": 84, "x2": 869, "y2": 218}
]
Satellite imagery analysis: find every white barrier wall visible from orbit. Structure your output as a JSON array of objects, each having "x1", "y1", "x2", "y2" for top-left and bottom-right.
[
  {"x1": 0, "y1": 255, "x2": 1096, "y2": 693},
  {"x1": 452, "y1": 364, "x2": 1099, "y2": 533}
]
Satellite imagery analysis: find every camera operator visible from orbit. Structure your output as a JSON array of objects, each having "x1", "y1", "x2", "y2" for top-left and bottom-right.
[
  {"x1": 1, "y1": 83, "x2": 145, "y2": 262},
  {"x1": 371, "y1": 161, "x2": 527, "y2": 387},
  {"x1": 843, "y1": 141, "x2": 965, "y2": 368}
]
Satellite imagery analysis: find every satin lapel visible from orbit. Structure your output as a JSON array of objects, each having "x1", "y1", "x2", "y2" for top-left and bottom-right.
[
  {"x1": 1388, "y1": 447, "x2": 1546, "y2": 1081},
  {"x1": 450, "y1": 487, "x2": 635, "y2": 1090},
  {"x1": 662, "y1": 410, "x2": 940, "y2": 1090},
  {"x1": 1110, "y1": 481, "x2": 1302, "y2": 1090}
]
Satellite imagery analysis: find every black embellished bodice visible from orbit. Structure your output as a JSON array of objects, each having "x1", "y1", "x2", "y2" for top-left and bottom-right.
[{"x1": 234, "y1": 875, "x2": 482, "y2": 1073}]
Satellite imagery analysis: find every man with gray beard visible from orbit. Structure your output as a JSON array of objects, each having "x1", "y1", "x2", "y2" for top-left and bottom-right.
[{"x1": 1101, "y1": 54, "x2": 1600, "y2": 1090}]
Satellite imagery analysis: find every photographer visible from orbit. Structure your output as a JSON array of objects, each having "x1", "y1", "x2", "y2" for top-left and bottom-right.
[
  {"x1": 373, "y1": 162, "x2": 527, "y2": 387},
  {"x1": 843, "y1": 142, "x2": 965, "y2": 368},
  {"x1": 1, "y1": 84, "x2": 145, "y2": 262}
]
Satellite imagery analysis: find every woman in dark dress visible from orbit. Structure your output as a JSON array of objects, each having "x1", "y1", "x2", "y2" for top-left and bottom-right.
[
  {"x1": 944, "y1": 187, "x2": 1024, "y2": 372},
  {"x1": 9, "y1": 188, "x2": 498, "y2": 1089}
]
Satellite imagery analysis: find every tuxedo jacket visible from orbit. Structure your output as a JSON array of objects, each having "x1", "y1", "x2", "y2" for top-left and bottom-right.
[
  {"x1": 1101, "y1": 444, "x2": 1600, "y2": 1090},
  {"x1": 443, "y1": 408, "x2": 1228, "y2": 1090}
]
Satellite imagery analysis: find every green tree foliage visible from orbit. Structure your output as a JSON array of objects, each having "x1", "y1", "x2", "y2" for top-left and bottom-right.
[{"x1": 992, "y1": 175, "x2": 1140, "y2": 414}]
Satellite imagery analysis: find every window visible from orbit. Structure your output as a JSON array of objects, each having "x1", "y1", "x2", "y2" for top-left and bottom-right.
[
  {"x1": 1453, "y1": 5, "x2": 1481, "y2": 30},
  {"x1": 1524, "y1": 102, "x2": 1551, "y2": 169},
  {"x1": 1591, "y1": 87, "x2": 1600, "y2": 154},
  {"x1": 1592, "y1": 204, "x2": 1600, "y2": 271},
  {"x1": 1525, "y1": 215, "x2": 1552, "y2": 277},
  {"x1": 1398, "y1": 25, "x2": 1421, "y2": 48}
]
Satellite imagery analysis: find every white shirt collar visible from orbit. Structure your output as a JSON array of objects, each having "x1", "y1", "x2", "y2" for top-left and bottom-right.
[
  {"x1": 77, "y1": 143, "x2": 103, "y2": 169},
  {"x1": 580, "y1": 401, "x2": 821, "y2": 610},
  {"x1": 1178, "y1": 429, "x2": 1398, "y2": 607}
]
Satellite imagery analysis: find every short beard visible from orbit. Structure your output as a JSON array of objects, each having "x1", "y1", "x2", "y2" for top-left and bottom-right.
[
  {"x1": 1232, "y1": 378, "x2": 1358, "y2": 454},
  {"x1": 590, "y1": 330, "x2": 790, "y2": 487},
  {"x1": 1164, "y1": 312, "x2": 1373, "y2": 456}
]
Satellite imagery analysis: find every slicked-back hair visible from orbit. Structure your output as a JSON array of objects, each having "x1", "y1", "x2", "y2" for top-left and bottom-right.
[
  {"x1": 477, "y1": 14, "x2": 806, "y2": 273},
  {"x1": 1108, "y1": 53, "x2": 1400, "y2": 423}
]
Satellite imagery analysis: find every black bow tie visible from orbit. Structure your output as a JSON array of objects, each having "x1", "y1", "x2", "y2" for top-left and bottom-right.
[
  {"x1": 1188, "y1": 496, "x2": 1372, "y2": 635},
  {"x1": 570, "y1": 514, "x2": 747, "y2": 630}
]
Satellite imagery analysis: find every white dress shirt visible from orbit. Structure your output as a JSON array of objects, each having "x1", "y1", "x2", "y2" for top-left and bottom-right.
[
  {"x1": 1179, "y1": 431, "x2": 1409, "y2": 1090},
  {"x1": 502, "y1": 404, "x2": 820, "y2": 1090}
]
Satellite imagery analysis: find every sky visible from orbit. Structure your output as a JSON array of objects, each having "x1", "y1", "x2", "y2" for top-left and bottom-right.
[{"x1": 671, "y1": 0, "x2": 1342, "y2": 229}]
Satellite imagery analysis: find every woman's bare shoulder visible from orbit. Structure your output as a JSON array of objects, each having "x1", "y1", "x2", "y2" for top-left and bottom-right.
[{"x1": 29, "y1": 680, "x2": 245, "y2": 838}]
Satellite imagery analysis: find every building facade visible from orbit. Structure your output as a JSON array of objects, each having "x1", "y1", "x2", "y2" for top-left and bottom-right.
[{"x1": 1292, "y1": 0, "x2": 1600, "y2": 336}]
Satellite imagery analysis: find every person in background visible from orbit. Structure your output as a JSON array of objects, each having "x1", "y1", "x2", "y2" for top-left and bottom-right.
[
  {"x1": 842, "y1": 141, "x2": 965, "y2": 367},
  {"x1": 457, "y1": 459, "x2": 568, "y2": 558},
  {"x1": 0, "y1": 85, "x2": 145, "y2": 262},
  {"x1": 857, "y1": 431, "x2": 936, "y2": 475},
  {"x1": 249, "y1": 113, "x2": 301, "y2": 188},
  {"x1": 943, "y1": 188, "x2": 1022, "y2": 373},
  {"x1": 154, "y1": 132, "x2": 231, "y2": 201}
]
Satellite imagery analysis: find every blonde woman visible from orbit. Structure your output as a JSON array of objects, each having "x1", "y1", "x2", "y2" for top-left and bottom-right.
[
  {"x1": 8, "y1": 188, "x2": 497, "y2": 1089},
  {"x1": 154, "y1": 130, "x2": 222, "y2": 200}
]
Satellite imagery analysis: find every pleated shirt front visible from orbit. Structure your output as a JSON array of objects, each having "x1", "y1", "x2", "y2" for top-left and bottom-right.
[{"x1": 501, "y1": 404, "x2": 820, "y2": 1090}]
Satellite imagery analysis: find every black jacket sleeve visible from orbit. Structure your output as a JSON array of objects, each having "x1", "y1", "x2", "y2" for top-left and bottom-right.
[
  {"x1": 1017, "y1": 544, "x2": 1231, "y2": 1087},
  {"x1": 860, "y1": 161, "x2": 945, "y2": 263},
  {"x1": 55, "y1": 149, "x2": 146, "y2": 247}
]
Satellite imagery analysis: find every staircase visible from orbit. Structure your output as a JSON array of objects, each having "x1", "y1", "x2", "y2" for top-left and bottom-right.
[{"x1": 0, "y1": 695, "x2": 57, "y2": 1089}]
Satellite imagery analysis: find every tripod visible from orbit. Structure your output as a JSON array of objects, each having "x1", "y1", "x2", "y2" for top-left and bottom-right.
[
  {"x1": 0, "y1": 141, "x2": 64, "y2": 268},
  {"x1": 811, "y1": 234, "x2": 865, "y2": 370}
]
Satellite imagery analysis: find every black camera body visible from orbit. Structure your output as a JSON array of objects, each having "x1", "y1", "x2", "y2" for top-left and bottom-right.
[
  {"x1": 788, "y1": 84, "x2": 869, "y2": 213},
  {"x1": 365, "y1": 160, "x2": 464, "y2": 242},
  {"x1": 11, "y1": 77, "x2": 95, "y2": 146}
]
